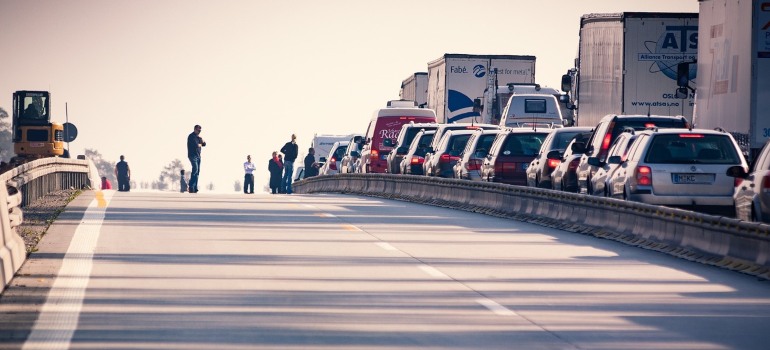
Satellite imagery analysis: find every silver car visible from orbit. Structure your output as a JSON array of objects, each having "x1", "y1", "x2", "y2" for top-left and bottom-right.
[
  {"x1": 318, "y1": 141, "x2": 349, "y2": 176},
  {"x1": 608, "y1": 128, "x2": 748, "y2": 215},
  {"x1": 424, "y1": 130, "x2": 475, "y2": 178},
  {"x1": 454, "y1": 129, "x2": 503, "y2": 181},
  {"x1": 587, "y1": 129, "x2": 639, "y2": 197},
  {"x1": 728, "y1": 139, "x2": 770, "y2": 222}
]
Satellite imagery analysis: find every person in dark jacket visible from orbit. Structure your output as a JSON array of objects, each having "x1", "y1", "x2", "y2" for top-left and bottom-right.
[
  {"x1": 186, "y1": 124, "x2": 206, "y2": 193},
  {"x1": 303, "y1": 147, "x2": 319, "y2": 178},
  {"x1": 268, "y1": 151, "x2": 283, "y2": 194},
  {"x1": 280, "y1": 134, "x2": 299, "y2": 194},
  {"x1": 114, "y1": 155, "x2": 131, "y2": 192}
]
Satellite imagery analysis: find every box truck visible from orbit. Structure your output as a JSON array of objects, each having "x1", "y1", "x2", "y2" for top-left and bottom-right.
[
  {"x1": 427, "y1": 54, "x2": 536, "y2": 124},
  {"x1": 687, "y1": 0, "x2": 770, "y2": 158},
  {"x1": 399, "y1": 72, "x2": 428, "y2": 107},
  {"x1": 563, "y1": 12, "x2": 699, "y2": 127}
]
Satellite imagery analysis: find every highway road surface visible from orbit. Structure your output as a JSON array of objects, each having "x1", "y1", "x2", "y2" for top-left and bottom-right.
[{"x1": 1, "y1": 190, "x2": 769, "y2": 350}]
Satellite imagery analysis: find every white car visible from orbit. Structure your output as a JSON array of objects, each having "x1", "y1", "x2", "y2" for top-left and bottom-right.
[
  {"x1": 607, "y1": 128, "x2": 748, "y2": 215},
  {"x1": 319, "y1": 141, "x2": 349, "y2": 176}
]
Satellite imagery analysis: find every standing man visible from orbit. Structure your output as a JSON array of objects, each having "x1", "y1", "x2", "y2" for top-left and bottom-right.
[
  {"x1": 187, "y1": 124, "x2": 206, "y2": 193},
  {"x1": 115, "y1": 155, "x2": 131, "y2": 192},
  {"x1": 243, "y1": 155, "x2": 255, "y2": 194},
  {"x1": 303, "y1": 147, "x2": 319, "y2": 178},
  {"x1": 280, "y1": 134, "x2": 299, "y2": 194}
]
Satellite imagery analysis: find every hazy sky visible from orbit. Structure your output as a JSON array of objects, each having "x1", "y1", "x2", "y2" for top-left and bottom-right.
[{"x1": 0, "y1": 0, "x2": 698, "y2": 191}]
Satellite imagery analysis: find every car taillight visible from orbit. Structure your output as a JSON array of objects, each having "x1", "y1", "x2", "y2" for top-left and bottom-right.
[
  {"x1": 466, "y1": 159, "x2": 482, "y2": 171},
  {"x1": 371, "y1": 149, "x2": 379, "y2": 158},
  {"x1": 547, "y1": 158, "x2": 560, "y2": 170},
  {"x1": 679, "y1": 134, "x2": 704, "y2": 138},
  {"x1": 439, "y1": 154, "x2": 460, "y2": 163},
  {"x1": 330, "y1": 157, "x2": 337, "y2": 170},
  {"x1": 636, "y1": 166, "x2": 652, "y2": 186},
  {"x1": 411, "y1": 156, "x2": 424, "y2": 165},
  {"x1": 601, "y1": 133, "x2": 612, "y2": 152}
]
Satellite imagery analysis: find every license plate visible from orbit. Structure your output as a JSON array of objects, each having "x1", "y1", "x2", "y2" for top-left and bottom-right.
[
  {"x1": 672, "y1": 173, "x2": 715, "y2": 184},
  {"x1": 30, "y1": 142, "x2": 44, "y2": 148}
]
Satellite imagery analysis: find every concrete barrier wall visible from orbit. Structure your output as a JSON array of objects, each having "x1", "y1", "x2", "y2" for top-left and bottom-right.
[
  {"x1": 294, "y1": 174, "x2": 770, "y2": 279},
  {"x1": 0, "y1": 158, "x2": 96, "y2": 293}
]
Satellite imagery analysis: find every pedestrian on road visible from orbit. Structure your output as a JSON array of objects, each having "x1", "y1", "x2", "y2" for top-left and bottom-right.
[
  {"x1": 303, "y1": 147, "x2": 319, "y2": 178},
  {"x1": 280, "y1": 134, "x2": 299, "y2": 194},
  {"x1": 243, "y1": 155, "x2": 255, "y2": 194},
  {"x1": 187, "y1": 124, "x2": 206, "y2": 193},
  {"x1": 269, "y1": 151, "x2": 283, "y2": 194},
  {"x1": 115, "y1": 155, "x2": 131, "y2": 192},
  {"x1": 101, "y1": 176, "x2": 112, "y2": 190},
  {"x1": 180, "y1": 169, "x2": 188, "y2": 193}
]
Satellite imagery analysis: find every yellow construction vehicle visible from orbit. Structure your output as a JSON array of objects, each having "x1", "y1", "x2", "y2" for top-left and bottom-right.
[{"x1": 11, "y1": 91, "x2": 64, "y2": 160}]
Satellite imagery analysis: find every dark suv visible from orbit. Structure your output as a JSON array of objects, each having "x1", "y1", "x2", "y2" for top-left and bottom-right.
[{"x1": 576, "y1": 114, "x2": 689, "y2": 194}]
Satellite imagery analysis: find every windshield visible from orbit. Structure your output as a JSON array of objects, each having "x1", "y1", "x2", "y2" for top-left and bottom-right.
[{"x1": 645, "y1": 134, "x2": 742, "y2": 164}]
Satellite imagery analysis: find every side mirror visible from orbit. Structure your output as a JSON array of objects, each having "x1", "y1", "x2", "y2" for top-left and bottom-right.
[
  {"x1": 561, "y1": 73, "x2": 572, "y2": 92},
  {"x1": 319, "y1": 157, "x2": 327, "y2": 163},
  {"x1": 426, "y1": 147, "x2": 435, "y2": 154},
  {"x1": 546, "y1": 150, "x2": 562, "y2": 160},
  {"x1": 571, "y1": 142, "x2": 586, "y2": 154},
  {"x1": 587, "y1": 157, "x2": 603, "y2": 167},
  {"x1": 607, "y1": 156, "x2": 622, "y2": 165},
  {"x1": 726, "y1": 165, "x2": 748, "y2": 178},
  {"x1": 396, "y1": 146, "x2": 408, "y2": 155}
]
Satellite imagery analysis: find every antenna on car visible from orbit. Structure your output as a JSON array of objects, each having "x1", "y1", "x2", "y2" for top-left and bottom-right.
[{"x1": 647, "y1": 105, "x2": 651, "y2": 117}]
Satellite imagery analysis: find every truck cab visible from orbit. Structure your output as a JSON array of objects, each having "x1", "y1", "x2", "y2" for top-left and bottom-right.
[{"x1": 498, "y1": 84, "x2": 567, "y2": 129}]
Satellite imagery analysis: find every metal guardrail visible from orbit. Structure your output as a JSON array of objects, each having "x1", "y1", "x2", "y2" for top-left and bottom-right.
[
  {"x1": 294, "y1": 174, "x2": 770, "y2": 280},
  {"x1": 0, "y1": 157, "x2": 98, "y2": 293}
]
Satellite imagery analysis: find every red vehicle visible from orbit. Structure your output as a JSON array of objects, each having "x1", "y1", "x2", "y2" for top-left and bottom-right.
[
  {"x1": 360, "y1": 100, "x2": 437, "y2": 173},
  {"x1": 481, "y1": 128, "x2": 553, "y2": 186}
]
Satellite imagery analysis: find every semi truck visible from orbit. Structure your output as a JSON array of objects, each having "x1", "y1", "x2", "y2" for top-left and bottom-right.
[
  {"x1": 685, "y1": 0, "x2": 770, "y2": 158},
  {"x1": 427, "y1": 54, "x2": 536, "y2": 124},
  {"x1": 563, "y1": 12, "x2": 699, "y2": 127},
  {"x1": 399, "y1": 72, "x2": 428, "y2": 107}
]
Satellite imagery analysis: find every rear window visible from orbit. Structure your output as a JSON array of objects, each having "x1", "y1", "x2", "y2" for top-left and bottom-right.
[
  {"x1": 401, "y1": 126, "x2": 436, "y2": 148},
  {"x1": 611, "y1": 119, "x2": 687, "y2": 141},
  {"x1": 552, "y1": 131, "x2": 582, "y2": 151},
  {"x1": 645, "y1": 134, "x2": 741, "y2": 164},
  {"x1": 333, "y1": 146, "x2": 347, "y2": 159},
  {"x1": 474, "y1": 134, "x2": 497, "y2": 157},
  {"x1": 501, "y1": 133, "x2": 547, "y2": 157},
  {"x1": 413, "y1": 133, "x2": 435, "y2": 156},
  {"x1": 447, "y1": 135, "x2": 472, "y2": 156}
]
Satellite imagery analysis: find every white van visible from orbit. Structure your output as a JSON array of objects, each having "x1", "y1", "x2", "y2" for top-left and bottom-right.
[{"x1": 499, "y1": 85, "x2": 566, "y2": 129}]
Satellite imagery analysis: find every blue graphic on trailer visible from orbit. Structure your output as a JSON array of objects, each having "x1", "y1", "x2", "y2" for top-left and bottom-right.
[
  {"x1": 639, "y1": 25, "x2": 698, "y2": 81},
  {"x1": 447, "y1": 89, "x2": 480, "y2": 123}
]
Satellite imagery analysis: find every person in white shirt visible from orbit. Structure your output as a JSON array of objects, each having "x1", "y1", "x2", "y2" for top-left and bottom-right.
[{"x1": 243, "y1": 155, "x2": 256, "y2": 194}]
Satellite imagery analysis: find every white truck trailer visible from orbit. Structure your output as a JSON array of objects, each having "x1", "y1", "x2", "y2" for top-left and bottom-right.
[
  {"x1": 563, "y1": 12, "x2": 699, "y2": 127},
  {"x1": 399, "y1": 72, "x2": 428, "y2": 107},
  {"x1": 690, "y1": 0, "x2": 770, "y2": 158},
  {"x1": 427, "y1": 54, "x2": 536, "y2": 124}
]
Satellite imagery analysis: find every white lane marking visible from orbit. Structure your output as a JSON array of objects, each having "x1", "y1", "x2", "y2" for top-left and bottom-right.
[
  {"x1": 476, "y1": 298, "x2": 518, "y2": 316},
  {"x1": 23, "y1": 191, "x2": 113, "y2": 350},
  {"x1": 318, "y1": 213, "x2": 336, "y2": 218},
  {"x1": 302, "y1": 204, "x2": 315, "y2": 209},
  {"x1": 418, "y1": 265, "x2": 450, "y2": 279},
  {"x1": 375, "y1": 242, "x2": 398, "y2": 251}
]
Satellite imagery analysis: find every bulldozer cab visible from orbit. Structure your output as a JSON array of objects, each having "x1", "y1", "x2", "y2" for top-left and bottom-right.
[
  {"x1": 11, "y1": 90, "x2": 64, "y2": 158},
  {"x1": 13, "y1": 90, "x2": 50, "y2": 125}
]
